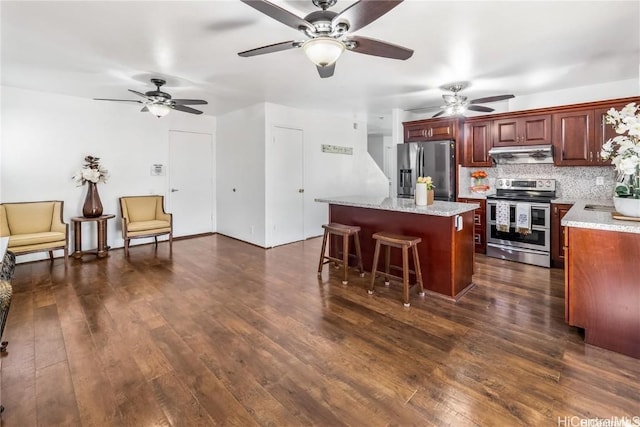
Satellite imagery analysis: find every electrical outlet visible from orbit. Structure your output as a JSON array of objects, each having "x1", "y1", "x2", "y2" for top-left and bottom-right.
[{"x1": 596, "y1": 176, "x2": 604, "y2": 186}]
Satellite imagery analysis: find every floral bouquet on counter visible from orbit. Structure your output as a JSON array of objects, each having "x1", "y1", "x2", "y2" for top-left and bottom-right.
[
  {"x1": 72, "y1": 155, "x2": 109, "y2": 186},
  {"x1": 601, "y1": 103, "x2": 640, "y2": 198},
  {"x1": 417, "y1": 176, "x2": 435, "y2": 190},
  {"x1": 470, "y1": 170, "x2": 487, "y2": 180},
  {"x1": 470, "y1": 170, "x2": 490, "y2": 193}
]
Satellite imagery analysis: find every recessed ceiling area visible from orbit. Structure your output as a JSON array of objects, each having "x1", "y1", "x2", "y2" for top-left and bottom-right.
[{"x1": 1, "y1": 1, "x2": 638, "y2": 129}]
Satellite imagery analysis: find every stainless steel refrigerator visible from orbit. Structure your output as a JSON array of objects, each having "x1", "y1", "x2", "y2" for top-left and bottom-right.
[{"x1": 397, "y1": 140, "x2": 456, "y2": 201}]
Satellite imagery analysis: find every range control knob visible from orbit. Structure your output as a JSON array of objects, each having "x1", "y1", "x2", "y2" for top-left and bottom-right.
[
  {"x1": 545, "y1": 181, "x2": 551, "y2": 187},
  {"x1": 497, "y1": 179, "x2": 503, "y2": 187},
  {"x1": 537, "y1": 180, "x2": 543, "y2": 187}
]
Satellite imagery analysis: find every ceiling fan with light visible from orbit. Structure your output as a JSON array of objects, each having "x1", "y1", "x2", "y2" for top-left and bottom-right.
[
  {"x1": 93, "y1": 79, "x2": 208, "y2": 117},
  {"x1": 410, "y1": 82, "x2": 515, "y2": 118},
  {"x1": 238, "y1": 0, "x2": 413, "y2": 78}
]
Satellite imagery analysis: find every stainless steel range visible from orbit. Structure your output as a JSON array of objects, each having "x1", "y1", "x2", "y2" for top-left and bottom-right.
[{"x1": 486, "y1": 178, "x2": 556, "y2": 268}]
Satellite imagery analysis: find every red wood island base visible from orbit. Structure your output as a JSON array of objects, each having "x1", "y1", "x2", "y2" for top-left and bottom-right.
[{"x1": 320, "y1": 197, "x2": 478, "y2": 301}]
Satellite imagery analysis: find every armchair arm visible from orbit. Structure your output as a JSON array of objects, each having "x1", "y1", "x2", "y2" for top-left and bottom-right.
[{"x1": 50, "y1": 202, "x2": 67, "y2": 235}]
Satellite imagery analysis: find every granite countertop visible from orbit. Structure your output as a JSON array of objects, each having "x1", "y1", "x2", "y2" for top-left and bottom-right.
[
  {"x1": 315, "y1": 195, "x2": 479, "y2": 217},
  {"x1": 561, "y1": 199, "x2": 640, "y2": 234}
]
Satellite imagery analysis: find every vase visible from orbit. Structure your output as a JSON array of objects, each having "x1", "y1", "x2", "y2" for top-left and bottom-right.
[
  {"x1": 613, "y1": 196, "x2": 640, "y2": 217},
  {"x1": 83, "y1": 181, "x2": 103, "y2": 218},
  {"x1": 427, "y1": 189, "x2": 434, "y2": 205},
  {"x1": 415, "y1": 183, "x2": 427, "y2": 206}
]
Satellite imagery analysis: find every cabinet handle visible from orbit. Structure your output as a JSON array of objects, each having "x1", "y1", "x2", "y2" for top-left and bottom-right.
[
  {"x1": 589, "y1": 151, "x2": 593, "y2": 162},
  {"x1": 554, "y1": 206, "x2": 558, "y2": 214},
  {"x1": 428, "y1": 129, "x2": 433, "y2": 138}
]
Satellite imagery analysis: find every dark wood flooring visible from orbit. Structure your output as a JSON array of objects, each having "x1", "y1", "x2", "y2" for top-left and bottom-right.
[{"x1": 2, "y1": 234, "x2": 639, "y2": 426}]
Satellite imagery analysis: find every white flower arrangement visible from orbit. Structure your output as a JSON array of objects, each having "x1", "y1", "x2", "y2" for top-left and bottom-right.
[
  {"x1": 72, "y1": 155, "x2": 109, "y2": 186},
  {"x1": 601, "y1": 103, "x2": 640, "y2": 198}
]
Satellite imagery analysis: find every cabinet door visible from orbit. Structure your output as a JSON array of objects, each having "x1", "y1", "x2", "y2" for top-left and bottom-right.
[
  {"x1": 521, "y1": 114, "x2": 552, "y2": 145},
  {"x1": 594, "y1": 104, "x2": 627, "y2": 165},
  {"x1": 492, "y1": 118, "x2": 519, "y2": 146},
  {"x1": 552, "y1": 110, "x2": 595, "y2": 166},
  {"x1": 463, "y1": 121, "x2": 492, "y2": 166},
  {"x1": 551, "y1": 203, "x2": 572, "y2": 267},
  {"x1": 428, "y1": 123, "x2": 453, "y2": 140},
  {"x1": 405, "y1": 123, "x2": 427, "y2": 142}
]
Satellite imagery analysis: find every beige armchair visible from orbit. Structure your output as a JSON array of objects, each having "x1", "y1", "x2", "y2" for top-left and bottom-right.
[
  {"x1": 119, "y1": 195, "x2": 172, "y2": 256},
  {"x1": 0, "y1": 200, "x2": 69, "y2": 265}
]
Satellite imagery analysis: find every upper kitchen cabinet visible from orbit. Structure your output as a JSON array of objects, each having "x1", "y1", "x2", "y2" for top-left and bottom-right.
[
  {"x1": 594, "y1": 103, "x2": 631, "y2": 166},
  {"x1": 553, "y1": 101, "x2": 633, "y2": 166},
  {"x1": 552, "y1": 109, "x2": 595, "y2": 165},
  {"x1": 462, "y1": 120, "x2": 492, "y2": 167},
  {"x1": 493, "y1": 114, "x2": 551, "y2": 146},
  {"x1": 403, "y1": 118, "x2": 459, "y2": 142}
]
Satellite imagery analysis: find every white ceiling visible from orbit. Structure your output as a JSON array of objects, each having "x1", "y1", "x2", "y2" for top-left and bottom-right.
[{"x1": 2, "y1": 0, "x2": 639, "y2": 131}]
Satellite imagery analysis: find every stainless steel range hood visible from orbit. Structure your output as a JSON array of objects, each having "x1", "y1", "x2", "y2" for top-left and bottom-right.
[{"x1": 488, "y1": 144, "x2": 554, "y2": 164}]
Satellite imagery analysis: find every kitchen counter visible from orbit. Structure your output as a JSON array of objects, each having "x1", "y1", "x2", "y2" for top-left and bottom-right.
[
  {"x1": 562, "y1": 199, "x2": 640, "y2": 359},
  {"x1": 561, "y1": 199, "x2": 640, "y2": 234},
  {"x1": 316, "y1": 195, "x2": 477, "y2": 300},
  {"x1": 315, "y1": 195, "x2": 479, "y2": 217}
]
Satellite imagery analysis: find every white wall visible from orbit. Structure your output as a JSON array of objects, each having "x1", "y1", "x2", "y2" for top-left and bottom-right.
[
  {"x1": 215, "y1": 103, "x2": 266, "y2": 247},
  {"x1": 265, "y1": 103, "x2": 388, "y2": 243},
  {"x1": 367, "y1": 134, "x2": 384, "y2": 171},
  {"x1": 1, "y1": 86, "x2": 216, "y2": 261}
]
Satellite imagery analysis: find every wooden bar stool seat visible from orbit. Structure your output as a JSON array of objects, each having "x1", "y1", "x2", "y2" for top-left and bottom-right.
[
  {"x1": 317, "y1": 223, "x2": 364, "y2": 285},
  {"x1": 368, "y1": 231, "x2": 425, "y2": 307}
]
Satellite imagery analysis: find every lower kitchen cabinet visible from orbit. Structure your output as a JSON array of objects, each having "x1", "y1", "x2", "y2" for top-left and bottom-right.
[
  {"x1": 458, "y1": 197, "x2": 486, "y2": 254},
  {"x1": 565, "y1": 225, "x2": 640, "y2": 359},
  {"x1": 551, "y1": 203, "x2": 573, "y2": 268}
]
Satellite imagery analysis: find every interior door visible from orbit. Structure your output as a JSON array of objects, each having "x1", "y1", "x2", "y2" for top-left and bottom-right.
[
  {"x1": 168, "y1": 130, "x2": 214, "y2": 237},
  {"x1": 269, "y1": 126, "x2": 304, "y2": 247}
]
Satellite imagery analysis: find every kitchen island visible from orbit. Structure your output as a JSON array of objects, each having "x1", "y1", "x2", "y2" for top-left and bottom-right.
[
  {"x1": 562, "y1": 199, "x2": 640, "y2": 359},
  {"x1": 315, "y1": 196, "x2": 479, "y2": 300}
]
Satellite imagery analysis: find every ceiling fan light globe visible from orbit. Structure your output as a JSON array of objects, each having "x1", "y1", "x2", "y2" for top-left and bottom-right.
[
  {"x1": 302, "y1": 37, "x2": 345, "y2": 67},
  {"x1": 147, "y1": 103, "x2": 171, "y2": 118}
]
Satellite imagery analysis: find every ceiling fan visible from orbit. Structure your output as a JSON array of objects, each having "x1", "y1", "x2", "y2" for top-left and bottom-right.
[
  {"x1": 238, "y1": 0, "x2": 413, "y2": 78},
  {"x1": 411, "y1": 82, "x2": 515, "y2": 118},
  {"x1": 94, "y1": 78, "x2": 208, "y2": 117}
]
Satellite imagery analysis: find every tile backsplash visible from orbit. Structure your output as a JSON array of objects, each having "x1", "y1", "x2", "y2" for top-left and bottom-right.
[{"x1": 459, "y1": 164, "x2": 616, "y2": 200}]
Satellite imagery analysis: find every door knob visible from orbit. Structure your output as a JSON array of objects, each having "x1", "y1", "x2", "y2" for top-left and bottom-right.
[{"x1": 171, "y1": 188, "x2": 179, "y2": 192}]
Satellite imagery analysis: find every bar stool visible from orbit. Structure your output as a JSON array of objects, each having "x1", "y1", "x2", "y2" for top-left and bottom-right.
[
  {"x1": 368, "y1": 231, "x2": 424, "y2": 307},
  {"x1": 317, "y1": 223, "x2": 364, "y2": 285}
]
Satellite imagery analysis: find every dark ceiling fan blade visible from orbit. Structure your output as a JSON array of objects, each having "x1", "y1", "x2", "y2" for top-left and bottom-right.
[
  {"x1": 172, "y1": 99, "x2": 208, "y2": 105},
  {"x1": 333, "y1": 0, "x2": 403, "y2": 33},
  {"x1": 432, "y1": 110, "x2": 446, "y2": 118},
  {"x1": 128, "y1": 89, "x2": 153, "y2": 99},
  {"x1": 469, "y1": 94, "x2": 515, "y2": 104},
  {"x1": 240, "y1": 0, "x2": 314, "y2": 32},
  {"x1": 93, "y1": 98, "x2": 143, "y2": 103},
  {"x1": 467, "y1": 105, "x2": 494, "y2": 113},
  {"x1": 170, "y1": 105, "x2": 204, "y2": 115},
  {"x1": 347, "y1": 35, "x2": 413, "y2": 60},
  {"x1": 317, "y1": 63, "x2": 335, "y2": 79},
  {"x1": 238, "y1": 40, "x2": 299, "y2": 57}
]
